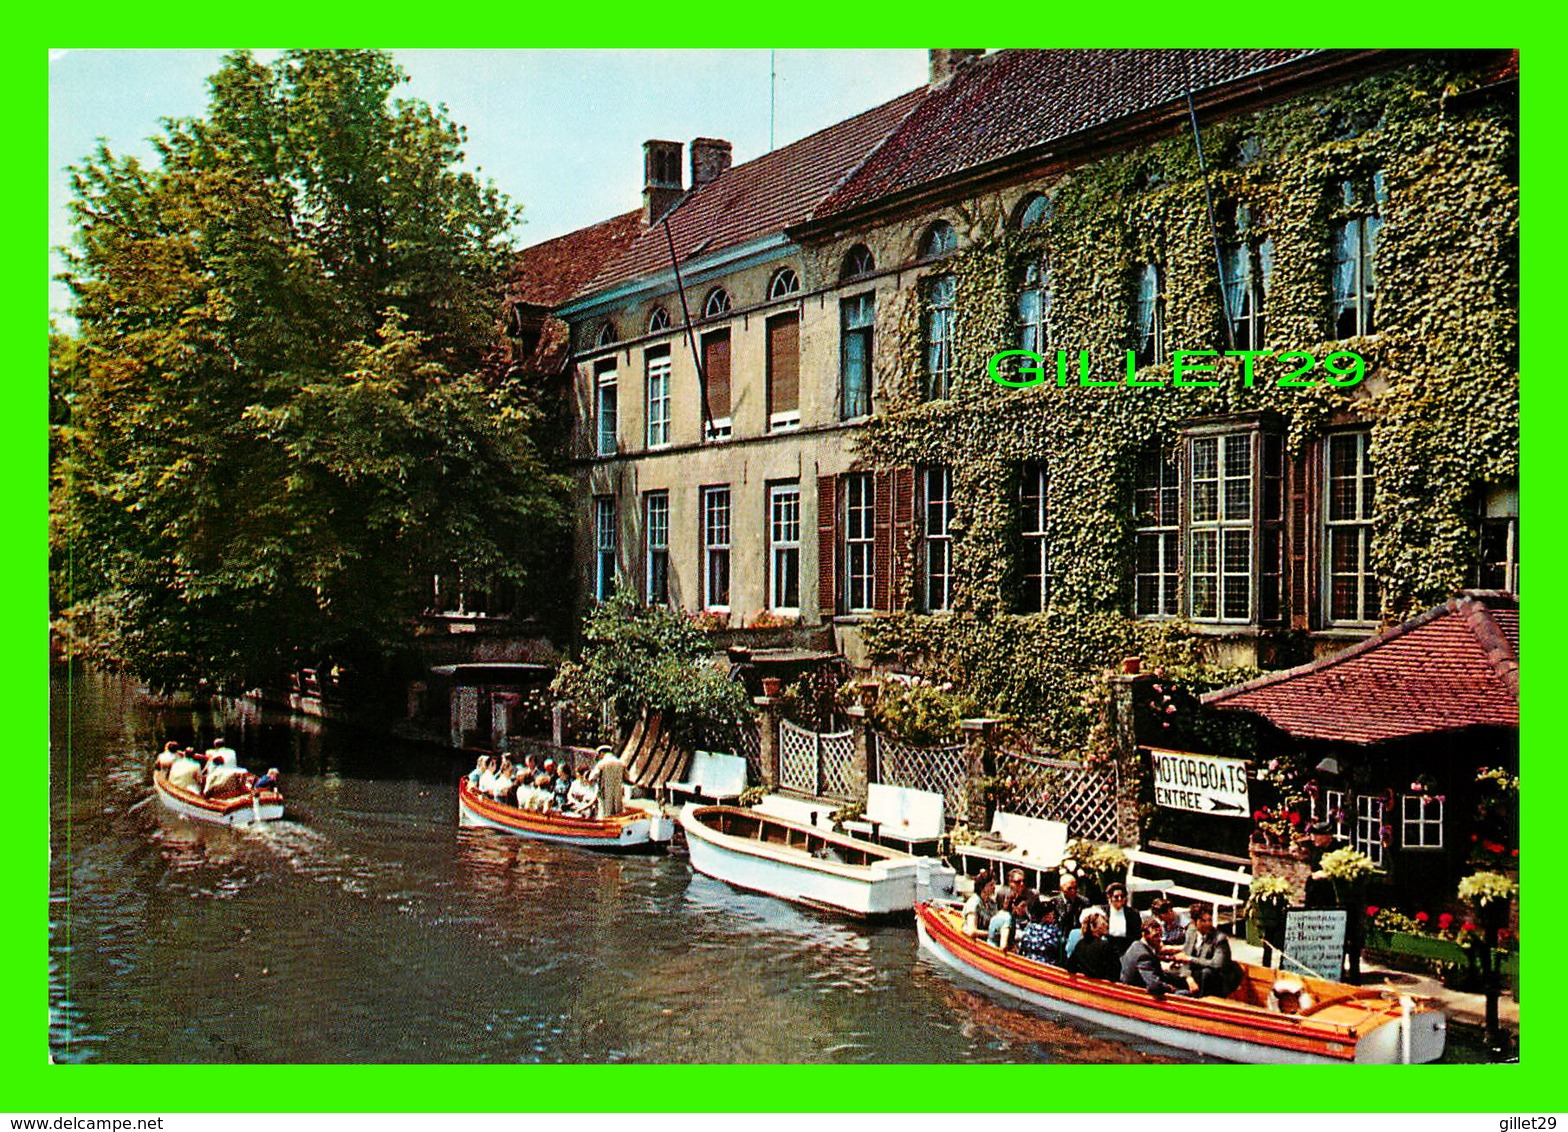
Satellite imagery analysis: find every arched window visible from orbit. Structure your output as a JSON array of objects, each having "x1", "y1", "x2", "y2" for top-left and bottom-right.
[
  {"x1": 1233, "y1": 134, "x2": 1263, "y2": 169},
  {"x1": 1015, "y1": 193, "x2": 1053, "y2": 230},
  {"x1": 769, "y1": 267, "x2": 801, "y2": 299},
  {"x1": 920, "y1": 220, "x2": 957, "y2": 260},
  {"x1": 647, "y1": 306, "x2": 671, "y2": 333},
  {"x1": 1132, "y1": 263, "x2": 1165, "y2": 368},
  {"x1": 596, "y1": 321, "x2": 618, "y2": 348},
  {"x1": 1017, "y1": 258, "x2": 1051, "y2": 354},
  {"x1": 841, "y1": 244, "x2": 875, "y2": 281},
  {"x1": 703, "y1": 288, "x2": 732, "y2": 318}
]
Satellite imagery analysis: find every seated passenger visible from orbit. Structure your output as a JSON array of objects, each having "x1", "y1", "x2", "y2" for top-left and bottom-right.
[
  {"x1": 476, "y1": 757, "x2": 498, "y2": 798},
  {"x1": 253, "y1": 768, "x2": 281, "y2": 792},
  {"x1": 1015, "y1": 902, "x2": 1063, "y2": 965},
  {"x1": 156, "y1": 741, "x2": 180, "y2": 772},
  {"x1": 525, "y1": 774, "x2": 554, "y2": 813},
  {"x1": 989, "y1": 868, "x2": 1044, "y2": 951},
  {"x1": 490, "y1": 759, "x2": 515, "y2": 803},
  {"x1": 1065, "y1": 912, "x2": 1121, "y2": 981},
  {"x1": 1150, "y1": 897, "x2": 1187, "y2": 956},
  {"x1": 168, "y1": 750, "x2": 205, "y2": 793},
  {"x1": 567, "y1": 767, "x2": 596, "y2": 816},
  {"x1": 1064, "y1": 906, "x2": 1106, "y2": 960},
  {"x1": 206, "y1": 737, "x2": 238, "y2": 768},
  {"x1": 553, "y1": 763, "x2": 573, "y2": 810},
  {"x1": 468, "y1": 755, "x2": 489, "y2": 789},
  {"x1": 203, "y1": 760, "x2": 249, "y2": 800},
  {"x1": 1176, "y1": 903, "x2": 1242, "y2": 997},
  {"x1": 962, "y1": 869, "x2": 1000, "y2": 942},
  {"x1": 1121, "y1": 918, "x2": 1193, "y2": 998}
]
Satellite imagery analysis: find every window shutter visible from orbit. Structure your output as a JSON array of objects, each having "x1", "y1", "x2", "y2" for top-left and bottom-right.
[
  {"x1": 1290, "y1": 450, "x2": 1310, "y2": 626},
  {"x1": 892, "y1": 466, "x2": 915, "y2": 610},
  {"x1": 873, "y1": 469, "x2": 894, "y2": 611},
  {"x1": 768, "y1": 313, "x2": 800, "y2": 416},
  {"x1": 702, "y1": 331, "x2": 731, "y2": 421},
  {"x1": 817, "y1": 474, "x2": 838, "y2": 618}
]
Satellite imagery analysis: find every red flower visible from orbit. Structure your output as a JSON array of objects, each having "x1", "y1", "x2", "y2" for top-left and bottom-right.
[
  {"x1": 1415, "y1": 911, "x2": 1430, "y2": 925},
  {"x1": 1438, "y1": 913, "x2": 1454, "y2": 931},
  {"x1": 1253, "y1": 810, "x2": 1267, "y2": 822},
  {"x1": 1288, "y1": 812, "x2": 1302, "y2": 826},
  {"x1": 1499, "y1": 929, "x2": 1515, "y2": 943},
  {"x1": 1512, "y1": 849, "x2": 1520, "y2": 858},
  {"x1": 1366, "y1": 905, "x2": 1380, "y2": 918},
  {"x1": 1484, "y1": 841, "x2": 1506, "y2": 854},
  {"x1": 1461, "y1": 921, "x2": 1479, "y2": 933}
]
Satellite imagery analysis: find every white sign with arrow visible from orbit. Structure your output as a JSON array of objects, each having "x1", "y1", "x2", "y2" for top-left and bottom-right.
[{"x1": 1147, "y1": 747, "x2": 1250, "y2": 816}]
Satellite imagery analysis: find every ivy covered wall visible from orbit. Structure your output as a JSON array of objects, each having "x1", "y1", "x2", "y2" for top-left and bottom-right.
[{"x1": 847, "y1": 58, "x2": 1517, "y2": 750}]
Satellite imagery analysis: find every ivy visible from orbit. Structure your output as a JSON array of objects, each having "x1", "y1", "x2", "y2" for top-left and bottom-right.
[{"x1": 855, "y1": 59, "x2": 1516, "y2": 754}]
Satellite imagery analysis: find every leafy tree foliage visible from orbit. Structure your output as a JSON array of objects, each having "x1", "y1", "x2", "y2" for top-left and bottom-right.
[{"x1": 53, "y1": 50, "x2": 566, "y2": 691}]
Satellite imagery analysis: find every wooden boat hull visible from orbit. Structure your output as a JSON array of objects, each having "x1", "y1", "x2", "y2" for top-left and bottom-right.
[
  {"x1": 457, "y1": 778, "x2": 672, "y2": 849},
  {"x1": 681, "y1": 804, "x2": 955, "y2": 918},
  {"x1": 152, "y1": 770, "x2": 284, "y2": 826},
  {"x1": 915, "y1": 903, "x2": 1445, "y2": 1064}
]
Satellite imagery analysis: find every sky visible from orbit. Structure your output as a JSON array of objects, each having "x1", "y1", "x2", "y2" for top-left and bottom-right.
[{"x1": 47, "y1": 48, "x2": 932, "y2": 324}]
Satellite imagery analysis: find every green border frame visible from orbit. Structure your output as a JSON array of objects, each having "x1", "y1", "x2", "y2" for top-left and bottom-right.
[{"x1": 21, "y1": 17, "x2": 1558, "y2": 1113}]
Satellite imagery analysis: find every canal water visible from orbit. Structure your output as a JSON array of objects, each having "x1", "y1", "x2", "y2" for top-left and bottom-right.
[{"x1": 48, "y1": 667, "x2": 1494, "y2": 1065}]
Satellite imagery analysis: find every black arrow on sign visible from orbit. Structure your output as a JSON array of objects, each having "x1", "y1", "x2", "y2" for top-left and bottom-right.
[{"x1": 1205, "y1": 797, "x2": 1245, "y2": 814}]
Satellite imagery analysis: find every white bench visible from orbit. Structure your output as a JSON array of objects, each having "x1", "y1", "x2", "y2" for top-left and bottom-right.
[
  {"x1": 1124, "y1": 842, "x2": 1252, "y2": 924},
  {"x1": 950, "y1": 811, "x2": 1070, "y2": 895},
  {"x1": 842, "y1": 784, "x2": 946, "y2": 854},
  {"x1": 664, "y1": 751, "x2": 748, "y2": 805}
]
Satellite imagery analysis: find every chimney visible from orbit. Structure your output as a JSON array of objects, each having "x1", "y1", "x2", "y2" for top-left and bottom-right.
[
  {"x1": 690, "y1": 137, "x2": 733, "y2": 187},
  {"x1": 929, "y1": 49, "x2": 983, "y2": 86},
  {"x1": 643, "y1": 139, "x2": 684, "y2": 225}
]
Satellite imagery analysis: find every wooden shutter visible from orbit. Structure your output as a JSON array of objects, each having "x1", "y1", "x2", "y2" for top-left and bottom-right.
[
  {"x1": 702, "y1": 330, "x2": 731, "y2": 421},
  {"x1": 873, "y1": 469, "x2": 894, "y2": 611},
  {"x1": 768, "y1": 313, "x2": 800, "y2": 417},
  {"x1": 892, "y1": 466, "x2": 915, "y2": 611},
  {"x1": 1289, "y1": 448, "x2": 1310, "y2": 627},
  {"x1": 817, "y1": 474, "x2": 838, "y2": 618}
]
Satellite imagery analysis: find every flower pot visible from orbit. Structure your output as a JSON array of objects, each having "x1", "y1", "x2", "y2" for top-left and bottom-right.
[{"x1": 760, "y1": 677, "x2": 783, "y2": 698}]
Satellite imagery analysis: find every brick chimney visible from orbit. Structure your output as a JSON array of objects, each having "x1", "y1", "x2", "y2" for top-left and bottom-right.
[
  {"x1": 929, "y1": 49, "x2": 983, "y2": 86},
  {"x1": 690, "y1": 137, "x2": 733, "y2": 187},
  {"x1": 643, "y1": 139, "x2": 684, "y2": 225}
]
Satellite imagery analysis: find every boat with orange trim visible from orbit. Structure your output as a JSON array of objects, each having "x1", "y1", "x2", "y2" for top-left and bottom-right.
[
  {"x1": 915, "y1": 902, "x2": 1445, "y2": 1063},
  {"x1": 152, "y1": 768, "x2": 284, "y2": 826},
  {"x1": 457, "y1": 777, "x2": 673, "y2": 849}
]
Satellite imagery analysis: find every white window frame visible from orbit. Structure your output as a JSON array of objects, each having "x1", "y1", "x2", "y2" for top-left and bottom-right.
[
  {"x1": 1313, "y1": 787, "x2": 1350, "y2": 840},
  {"x1": 769, "y1": 483, "x2": 801, "y2": 614},
  {"x1": 1401, "y1": 794, "x2": 1443, "y2": 850},
  {"x1": 924, "y1": 274, "x2": 955, "y2": 401},
  {"x1": 1018, "y1": 463, "x2": 1050, "y2": 614},
  {"x1": 702, "y1": 486, "x2": 731, "y2": 612},
  {"x1": 1134, "y1": 447, "x2": 1180, "y2": 619},
  {"x1": 1189, "y1": 432, "x2": 1254, "y2": 624},
  {"x1": 645, "y1": 352, "x2": 672, "y2": 449},
  {"x1": 1325, "y1": 431, "x2": 1377, "y2": 626},
  {"x1": 922, "y1": 466, "x2": 953, "y2": 613},
  {"x1": 595, "y1": 365, "x2": 618, "y2": 457},
  {"x1": 644, "y1": 491, "x2": 669, "y2": 606},
  {"x1": 840, "y1": 293, "x2": 874, "y2": 421},
  {"x1": 1480, "y1": 483, "x2": 1519, "y2": 593},
  {"x1": 843, "y1": 473, "x2": 875, "y2": 614},
  {"x1": 1331, "y1": 174, "x2": 1383, "y2": 340},
  {"x1": 1354, "y1": 794, "x2": 1385, "y2": 868},
  {"x1": 769, "y1": 267, "x2": 801, "y2": 299},
  {"x1": 594, "y1": 496, "x2": 616, "y2": 601}
]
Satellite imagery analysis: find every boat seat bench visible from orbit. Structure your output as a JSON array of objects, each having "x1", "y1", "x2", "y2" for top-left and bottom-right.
[
  {"x1": 1124, "y1": 844, "x2": 1252, "y2": 923},
  {"x1": 950, "y1": 812, "x2": 1069, "y2": 894},
  {"x1": 841, "y1": 783, "x2": 945, "y2": 854},
  {"x1": 665, "y1": 751, "x2": 748, "y2": 805}
]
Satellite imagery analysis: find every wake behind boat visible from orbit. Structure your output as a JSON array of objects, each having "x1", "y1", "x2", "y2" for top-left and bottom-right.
[
  {"x1": 680, "y1": 804, "x2": 955, "y2": 918},
  {"x1": 457, "y1": 777, "x2": 673, "y2": 849},
  {"x1": 151, "y1": 767, "x2": 284, "y2": 826},
  {"x1": 915, "y1": 902, "x2": 1445, "y2": 1064}
]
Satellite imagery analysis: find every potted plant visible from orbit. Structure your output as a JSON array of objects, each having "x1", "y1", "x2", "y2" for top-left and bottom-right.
[
  {"x1": 1245, "y1": 876, "x2": 1294, "y2": 947},
  {"x1": 1319, "y1": 845, "x2": 1375, "y2": 907},
  {"x1": 1459, "y1": 871, "x2": 1518, "y2": 931},
  {"x1": 760, "y1": 676, "x2": 783, "y2": 698}
]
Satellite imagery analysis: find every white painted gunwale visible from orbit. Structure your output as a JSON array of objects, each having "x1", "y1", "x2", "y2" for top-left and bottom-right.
[{"x1": 151, "y1": 769, "x2": 285, "y2": 826}]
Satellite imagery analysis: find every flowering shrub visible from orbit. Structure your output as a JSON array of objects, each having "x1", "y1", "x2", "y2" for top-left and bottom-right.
[
  {"x1": 1251, "y1": 805, "x2": 1304, "y2": 846},
  {"x1": 1246, "y1": 876, "x2": 1294, "y2": 915},
  {"x1": 1371, "y1": 908, "x2": 1422, "y2": 934},
  {"x1": 686, "y1": 610, "x2": 729, "y2": 631},
  {"x1": 745, "y1": 609, "x2": 798, "y2": 629},
  {"x1": 1458, "y1": 871, "x2": 1518, "y2": 908},
  {"x1": 1320, "y1": 846, "x2": 1376, "y2": 883}
]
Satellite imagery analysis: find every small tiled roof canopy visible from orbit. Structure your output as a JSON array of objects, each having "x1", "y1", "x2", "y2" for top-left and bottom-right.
[{"x1": 1201, "y1": 593, "x2": 1519, "y2": 744}]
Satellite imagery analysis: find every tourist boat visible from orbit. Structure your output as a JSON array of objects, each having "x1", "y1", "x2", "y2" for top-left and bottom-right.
[
  {"x1": 151, "y1": 768, "x2": 284, "y2": 826},
  {"x1": 680, "y1": 804, "x2": 956, "y2": 918},
  {"x1": 457, "y1": 777, "x2": 674, "y2": 849},
  {"x1": 914, "y1": 902, "x2": 1446, "y2": 1064}
]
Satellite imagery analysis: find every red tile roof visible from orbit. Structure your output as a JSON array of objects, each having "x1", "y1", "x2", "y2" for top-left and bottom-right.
[
  {"x1": 580, "y1": 87, "x2": 928, "y2": 296},
  {"x1": 1202, "y1": 593, "x2": 1519, "y2": 744},
  {"x1": 507, "y1": 209, "x2": 644, "y2": 308},
  {"x1": 814, "y1": 49, "x2": 1319, "y2": 218}
]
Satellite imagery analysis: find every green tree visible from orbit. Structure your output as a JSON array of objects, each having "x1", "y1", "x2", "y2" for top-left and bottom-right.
[{"x1": 53, "y1": 50, "x2": 566, "y2": 691}]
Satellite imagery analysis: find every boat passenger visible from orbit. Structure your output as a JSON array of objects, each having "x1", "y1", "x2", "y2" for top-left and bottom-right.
[
  {"x1": 1048, "y1": 873, "x2": 1090, "y2": 932},
  {"x1": 206, "y1": 737, "x2": 238, "y2": 768},
  {"x1": 468, "y1": 755, "x2": 489, "y2": 789},
  {"x1": 1104, "y1": 883, "x2": 1142, "y2": 955},
  {"x1": 1063, "y1": 906, "x2": 1105, "y2": 960},
  {"x1": 1015, "y1": 901, "x2": 1063, "y2": 965},
  {"x1": 552, "y1": 762, "x2": 573, "y2": 810},
  {"x1": 477, "y1": 757, "x2": 499, "y2": 798},
  {"x1": 567, "y1": 766, "x2": 596, "y2": 816},
  {"x1": 492, "y1": 758, "x2": 516, "y2": 803},
  {"x1": 1120, "y1": 918, "x2": 1193, "y2": 998},
  {"x1": 168, "y1": 749, "x2": 205, "y2": 793},
  {"x1": 589, "y1": 745, "x2": 626, "y2": 818},
  {"x1": 962, "y1": 869, "x2": 1000, "y2": 942},
  {"x1": 253, "y1": 768, "x2": 281, "y2": 791},
  {"x1": 1064, "y1": 912, "x2": 1121, "y2": 981},
  {"x1": 156, "y1": 741, "x2": 180, "y2": 772},
  {"x1": 1176, "y1": 903, "x2": 1242, "y2": 997},
  {"x1": 203, "y1": 759, "x2": 250, "y2": 799},
  {"x1": 988, "y1": 868, "x2": 1044, "y2": 951},
  {"x1": 1149, "y1": 897, "x2": 1187, "y2": 956},
  {"x1": 528, "y1": 773, "x2": 554, "y2": 812}
]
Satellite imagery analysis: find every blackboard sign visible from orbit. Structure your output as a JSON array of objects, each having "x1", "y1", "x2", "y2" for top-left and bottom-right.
[{"x1": 1282, "y1": 909, "x2": 1348, "y2": 980}]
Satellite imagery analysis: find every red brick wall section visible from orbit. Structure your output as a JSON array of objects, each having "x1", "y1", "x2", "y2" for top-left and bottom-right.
[{"x1": 1249, "y1": 843, "x2": 1312, "y2": 908}]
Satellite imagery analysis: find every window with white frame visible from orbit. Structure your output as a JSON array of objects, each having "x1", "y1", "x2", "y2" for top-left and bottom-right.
[
  {"x1": 594, "y1": 496, "x2": 616, "y2": 601},
  {"x1": 1132, "y1": 263, "x2": 1166, "y2": 368},
  {"x1": 645, "y1": 350, "x2": 672, "y2": 448},
  {"x1": 842, "y1": 244, "x2": 875, "y2": 281},
  {"x1": 1325, "y1": 431, "x2": 1377, "y2": 624},
  {"x1": 1313, "y1": 787, "x2": 1349, "y2": 839},
  {"x1": 596, "y1": 321, "x2": 618, "y2": 348},
  {"x1": 1221, "y1": 204, "x2": 1272, "y2": 351},
  {"x1": 1479, "y1": 482, "x2": 1519, "y2": 593},
  {"x1": 924, "y1": 274, "x2": 955, "y2": 401},
  {"x1": 644, "y1": 491, "x2": 669, "y2": 605},
  {"x1": 1016, "y1": 259, "x2": 1050, "y2": 355},
  {"x1": 1134, "y1": 447, "x2": 1180, "y2": 618},
  {"x1": 769, "y1": 267, "x2": 801, "y2": 299},
  {"x1": 647, "y1": 306, "x2": 671, "y2": 333},
  {"x1": 703, "y1": 287, "x2": 731, "y2": 319},
  {"x1": 843, "y1": 473, "x2": 875, "y2": 613},
  {"x1": 1354, "y1": 794, "x2": 1386, "y2": 867},
  {"x1": 1190, "y1": 433, "x2": 1254, "y2": 622},
  {"x1": 922, "y1": 466, "x2": 953, "y2": 612},
  {"x1": 1018, "y1": 462, "x2": 1050, "y2": 614},
  {"x1": 1016, "y1": 193, "x2": 1052, "y2": 230},
  {"x1": 702, "y1": 486, "x2": 731, "y2": 611},
  {"x1": 769, "y1": 483, "x2": 801, "y2": 613},
  {"x1": 841, "y1": 293, "x2": 874, "y2": 420},
  {"x1": 594, "y1": 362, "x2": 618, "y2": 457},
  {"x1": 1401, "y1": 793, "x2": 1443, "y2": 849},
  {"x1": 1331, "y1": 172, "x2": 1384, "y2": 339},
  {"x1": 921, "y1": 220, "x2": 957, "y2": 259}
]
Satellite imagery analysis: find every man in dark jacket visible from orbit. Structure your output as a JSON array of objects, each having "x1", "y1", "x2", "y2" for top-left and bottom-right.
[
  {"x1": 1178, "y1": 903, "x2": 1242, "y2": 997},
  {"x1": 1120, "y1": 919, "x2": 1193, "y2": 998},
  {"x1": 1050, "y1": 873, "x2": 1090, "y2": 932}
]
